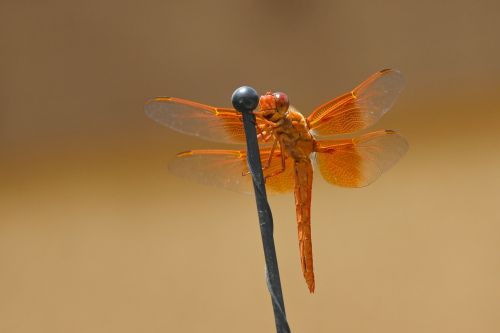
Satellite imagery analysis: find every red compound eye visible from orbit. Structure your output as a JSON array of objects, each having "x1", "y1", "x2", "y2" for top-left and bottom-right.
[{"x1": 273, "y1": 92, "x2": 289, "y2": 113}]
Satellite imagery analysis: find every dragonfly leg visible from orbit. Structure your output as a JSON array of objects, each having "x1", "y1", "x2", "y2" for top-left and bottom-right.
[
  {"x1": 264, "y1": 140, "x2": 286, "y2": 180},
  {"x1": 253, "y1": 111, "x2": 281, "y2": 128},
  {"x1": 257, "y1": 125, "x2": 274, "y2": 142},
  {"x1": 256, "y1": 123, "x2": 266, "y2": 140},
  {"x1": 241, "y1": 138, "x2": 279, "y2": 177},
  {"x1": 263, "y1": 138, "x2": 279, "y2": 170}
]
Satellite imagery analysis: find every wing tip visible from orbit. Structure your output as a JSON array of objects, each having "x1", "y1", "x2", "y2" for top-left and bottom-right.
[
  {"x1": 377, "y1": 68, "x2": 405, "y2": 84},
  {"x1": 383, "y1": 129, "x2": 410, "y2": 155},
  {"x1": 145, "y1": 96, "x2": 171, "y2": 105},
  {"x1": 144, "y1": 96, "x2": 172, "y2": 116},
  {"x1": 176, "y1": 150, "x2": 194, "y2": 157},
  {"x1": 379, "y1": 68, "x2": 402, "y2": 75}
]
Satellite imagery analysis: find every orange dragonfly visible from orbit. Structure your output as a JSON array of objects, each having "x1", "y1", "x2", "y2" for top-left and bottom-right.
[{"x1": 145, "y1": 69, "x2": 408, "y2": 293}]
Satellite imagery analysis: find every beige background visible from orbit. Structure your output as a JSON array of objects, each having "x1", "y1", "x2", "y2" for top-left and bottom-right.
[{"x1": 1, "y1": 0, "x2": 500, "y2": 332}]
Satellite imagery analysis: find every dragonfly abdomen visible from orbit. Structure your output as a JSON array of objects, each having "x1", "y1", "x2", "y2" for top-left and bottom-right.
[{"x1": 293, "y1": 157, "x2": 315, "y2": 293}]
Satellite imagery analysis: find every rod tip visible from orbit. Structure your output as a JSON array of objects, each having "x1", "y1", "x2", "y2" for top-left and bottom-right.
[{"x1": 231, "y1": 86, "x2": 259, "y2": 113}]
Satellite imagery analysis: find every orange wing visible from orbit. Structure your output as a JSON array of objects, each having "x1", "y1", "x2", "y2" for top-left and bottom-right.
[
  {"x1": 307, "y1": 69, "x2": 404, "y2": 136},
  {"x1": 314, "y1": 130, "x2": 408, "y2": 187},
  {"x1": 169, "y1": 148, "x2": 295, "y2": 194},
  {"x1": 145, "y1": 97, "x2": 268, "y2": 144}
]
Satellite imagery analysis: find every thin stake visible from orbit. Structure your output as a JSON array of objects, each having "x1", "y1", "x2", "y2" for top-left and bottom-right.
[{"x1": 232, "y1": 86, "x2": 291, "y2": 333}]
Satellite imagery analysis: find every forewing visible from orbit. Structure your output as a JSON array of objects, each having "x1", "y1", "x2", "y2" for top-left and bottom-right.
[
  {"x1": 146, "y1": 97, "x2": 266, "y2": 144},
  {"x1": 307, "y1": 69, "x2": 405, "y2": 136},
  {"x1": 314, "y1": 130, "x2": 408, "y2": 187},
  {"x1": 169, "y1": 149, "x2": 294, "y2": 194}
]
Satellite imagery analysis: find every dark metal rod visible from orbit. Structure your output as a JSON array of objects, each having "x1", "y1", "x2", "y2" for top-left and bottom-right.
[{"x1": 232, "y1": 86, "x2": 291, "y2": 333}]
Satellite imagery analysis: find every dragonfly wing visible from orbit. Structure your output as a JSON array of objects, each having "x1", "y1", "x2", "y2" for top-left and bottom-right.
[
  {"x1": 307, "y1": 69, "x2": 405, "y2": 136},
  {"x1": 314, "y1": 130, "x2": 408, "y2": 187},
  {"x1": 146, "y1": 97, "x2": 267, "y2": 144},
  {"x1": 169, "y1": 149, "x2": 294, "y2": 194}
]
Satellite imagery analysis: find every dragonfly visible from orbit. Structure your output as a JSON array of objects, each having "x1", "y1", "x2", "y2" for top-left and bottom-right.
[{"x1": 145, "y1": 69, "x2": 408, "y2": 293}]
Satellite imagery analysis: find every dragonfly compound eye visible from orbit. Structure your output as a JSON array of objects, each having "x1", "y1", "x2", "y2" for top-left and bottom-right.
[{"x1": 273, "y1": 92, "x2": 289, "y2": 114}]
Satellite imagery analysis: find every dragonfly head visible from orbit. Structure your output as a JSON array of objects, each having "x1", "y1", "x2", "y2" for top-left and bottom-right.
[{"x1": 257, "y1": 91, "x2": 289, "y2": 122}]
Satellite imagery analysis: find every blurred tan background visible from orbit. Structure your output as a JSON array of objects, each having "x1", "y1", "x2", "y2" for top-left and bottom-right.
[{"x1": 1, "y1": 0, "x2": 500, "y2": 332}]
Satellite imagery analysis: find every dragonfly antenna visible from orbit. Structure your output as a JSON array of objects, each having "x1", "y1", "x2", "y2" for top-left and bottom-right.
[{"x1": 232, "y1": 86, "x2": 291, "y2": 333}]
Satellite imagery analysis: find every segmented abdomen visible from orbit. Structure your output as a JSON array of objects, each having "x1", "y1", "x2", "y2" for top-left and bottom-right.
[{"x1": 293, "y1": 158, "x2": 315, "y2": 293}]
